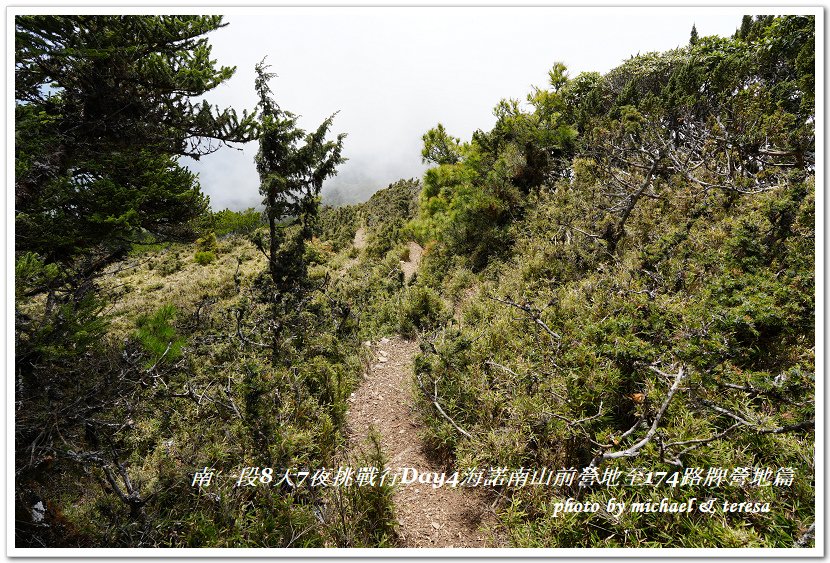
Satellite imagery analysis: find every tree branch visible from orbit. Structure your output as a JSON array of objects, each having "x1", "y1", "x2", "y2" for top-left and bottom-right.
[
  {"x1": 415, "y1": 372, "x2": 473, "y2": 440},
  {"x1": 487, "y1": 295, "x2": 561, "y2": 340},
  {"x1": 591, "y1": 365, "x2": 686, "y2": 466}
]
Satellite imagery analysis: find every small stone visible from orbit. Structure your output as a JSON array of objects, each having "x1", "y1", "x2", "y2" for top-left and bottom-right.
[
  {"x1": 31, "y1": 501, "x2": 45, "y2": 523},
  {"x1": 378, "y1": 356, "x2": 388, "y2": 363},
  {"x1": 380, "y1": 337, "x2": 390, "y2": 344},
  {"x1": 431, "y1": 521, "x2": 441, "y2": 530},
  {"x1": 363, "y1": 341, "x2": 372, "y2": 348}
]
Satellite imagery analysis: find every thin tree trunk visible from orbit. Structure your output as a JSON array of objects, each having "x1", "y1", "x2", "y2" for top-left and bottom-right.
[{"x1": 266, "y1": 188, "x2": 281, "y2": 365}]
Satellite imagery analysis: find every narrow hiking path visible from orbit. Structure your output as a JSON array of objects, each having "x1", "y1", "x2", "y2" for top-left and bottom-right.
[
  {"x1": 345, "y1": 337, "x2": 502, "y2": 547},
  {"x1": 401, "y1": 241, "x2": 423, "y2": 284},
  {"x1": 342, "y1": 227, "x2": 367, "y2": 272},
  {"x1": 342, "y1": 227, "x2": 501, "y2": 547},
  {"x1": 352, "y1": 226, "x2": 367, "y2": 251}
]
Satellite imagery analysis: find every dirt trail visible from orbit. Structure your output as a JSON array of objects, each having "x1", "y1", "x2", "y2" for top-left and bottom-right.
[
  {"x1": 343, "y1": 227, "x2": 367, "y2": 272},
  {"x1": 401, "y1": 241, "x2": 423, "y2": 284},
  {"x1": 345, "y1": 337, "x2": 501, "y2": 548},
  {"x1": 352, "y1": 227, "x2": 367, "y2": 251}
]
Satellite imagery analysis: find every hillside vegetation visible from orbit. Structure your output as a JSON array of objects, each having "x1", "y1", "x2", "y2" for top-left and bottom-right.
[
  {"x1": 15, "y1": 14, "x2": 814, "y2": 548},
  {"x1": 406, "y1": 15, "x2": 815, "y2": 547}
]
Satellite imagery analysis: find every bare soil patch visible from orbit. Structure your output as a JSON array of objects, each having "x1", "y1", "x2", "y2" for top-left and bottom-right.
[{"x1": 352, "y1": 227, "x2": 367, "y2": 251}]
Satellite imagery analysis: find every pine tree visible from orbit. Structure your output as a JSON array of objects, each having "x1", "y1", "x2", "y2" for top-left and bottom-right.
[
  {"x1": 15, "y1": 16, "x2": 257, "y2": 281},
  {"x1": 253, "y1": 61, "x2": 346, "y2": 361},
  {"x1": 738, "y1": 14, "x2": 753, "y2": 39},
  {"x1": 14, "y1": 15, "x2": 258, "y2": 403}
]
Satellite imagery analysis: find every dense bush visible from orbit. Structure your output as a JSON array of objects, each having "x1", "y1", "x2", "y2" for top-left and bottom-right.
[
  {"x1": 398, "y1": 286, "x2": 447, "y2": 338},
  {"x1": 214, "y1": 208, "x2": 264, "y2": 237},
  {"x1": 194, "y1": 251, "x2": 216, "y2": 265}
]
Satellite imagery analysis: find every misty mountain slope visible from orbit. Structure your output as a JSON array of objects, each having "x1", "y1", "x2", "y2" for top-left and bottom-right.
[{"x1": 14, "y1": 14, "x2": 814, "y2": 550}]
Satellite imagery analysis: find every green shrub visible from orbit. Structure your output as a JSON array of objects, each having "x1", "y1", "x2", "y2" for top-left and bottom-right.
[
  {"x1": 213, "y1": 208, "x2": 263, "y2": 237},
  {"x1": 325, "y1": 429, "x2": 397, "y2": 547},
  {"x1": 134, "y1": 304, "x2": 184, "y2": 368},
  {"x1": 398, "y1": 286, "x2": 447, "y2": 337},
  {"x1": 443, "y1": 267, "x2": 476, "y2": 303},
  {"x1": 398, "y1": 244, "x2": 410, "y2": 261},
  {"x1": 194, "y1": 251, "x2": 216, "y2": 265},
  {"x1": 15, "y1": 252, "x2": 60, "y2": 298},
  {"x1": 158, "y1": 253, "x2": 184, "y2": 276},
  {"x1": 196, "y1": 231, "x2": 218, "y2": 253}
]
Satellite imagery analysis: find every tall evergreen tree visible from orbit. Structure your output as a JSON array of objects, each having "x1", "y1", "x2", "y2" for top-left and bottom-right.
[
  {"x1": 14, "y1": 15, "x2": 259, "y2": 462},
  {"x1": 253, "y1": 61, "x2": 346, "y2": 361},
  {"x1": 15, "y1": 16, "x2": 257, "y2": 283},
  {"x1": 14, "y1": 17, "x2": 258, "y2": 541}
]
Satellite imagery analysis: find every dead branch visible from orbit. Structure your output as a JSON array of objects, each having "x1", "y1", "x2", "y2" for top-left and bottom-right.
[
  {"x1": 659, "y1": 404, "x2": 813, "y2": 466},
  {"x1": 548, "y1": 402, "x2": 604, "y2": 428},
  {"x1": 414, "y1": 372, "x2": 473, "y2": 440},
  {"x1": 484, "y1": 360, "x2": 521, "y2": 378},
  {"x1": 591, "y1": 365, "x2": 686, "y2": 466},
  {"x1": 102, "y1": 462, "x2": 149, "y2": 519},
  {"x1": 487, "y1": 295, "x2": 561, "y2": 341},
  {"x1": 699, "y1": 399, "x2": 755, "y2": 426},
  {"x1": 617, "y1": 403, "x2": 650, "y2": 442},
  {"x1": 608, "y1": 158, "x2": 660, "y2": 253},
  {"x1": 485, "y1": 360, "x2": 566, "y2": 400},
  {"x1": 754, "y1": 419, "x2": 814, "y2": 435},
  {"x1": 569, "y1": 225, "x2": 602, "y2": 239},
  {"x1": 795, "y1": 522, "x2": 816, "y2": 548},
  {"x1": 145, "y1": 341, "x2": 172, "y2": 374},
  {"x1": 662, "y1": 423, "x2": 742, "y2": 466}
]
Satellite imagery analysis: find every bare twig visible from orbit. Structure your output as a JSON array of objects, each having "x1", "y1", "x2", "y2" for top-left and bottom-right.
[
  {"x1": 569, "y1": 226, "x2": 602, "y2": 239},
  {"x1": 699, "y1": 399, "x2": 755, "y2": 426},
  {"x1": 414, "y1": 372, "x2": 473, "y2": 440},
  {"x1": 432, "y1": 400, "x2": 473, "y2": 440},
  {"x1": 485, "y1": 360, "x2": 521, "y2": 378},
  {"x1": 591, "y1": 365, "x2": 686, "y2": 466},
  {"x1": 794, "y1": 522, "x2": 816, "y2": 548},
  {"x1": 755, "y1": 419, "x2": 815, "y2": 435},
  {"x1": 661, "y1": 423, "x2": 742, "y2": 466},
  {"x1": 145, "y1": 341, "x2": 172, "y2": 374},
  {"x1": 487, "y1": 295, "x2": 561, "y2": 340},
  {"x1": 548, "y1": 402, "x2": 604, "y2": 427},
  {"x1": 617, "y1": 404, "x2": 650, "y2": 442}
]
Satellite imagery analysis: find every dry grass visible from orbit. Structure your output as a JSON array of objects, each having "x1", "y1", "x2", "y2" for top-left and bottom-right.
[{"x1": 101, "y1": 237, "x2": 268, "y2": 337}]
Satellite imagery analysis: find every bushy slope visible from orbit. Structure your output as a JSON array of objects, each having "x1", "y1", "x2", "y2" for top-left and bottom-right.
[
  {"x1": 407, "y1": 15, "x2": 815, "y2": 547},
  {"x1": 16, "y1": 181, "x2": 421, "y2": 547}
]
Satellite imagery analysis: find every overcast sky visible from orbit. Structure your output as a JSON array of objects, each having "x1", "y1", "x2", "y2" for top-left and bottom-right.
[{"x1": 185, "y1": 7, "x2": 749, "y2": 210}]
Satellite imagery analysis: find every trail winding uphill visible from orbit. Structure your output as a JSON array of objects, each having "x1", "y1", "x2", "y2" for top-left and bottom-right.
[
  {"x1": 345, "y1": 336, "x2": 502, "y2": 548},
  {"x1": 341, "y1": 227, "x2": 501, "y2": 547}
]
